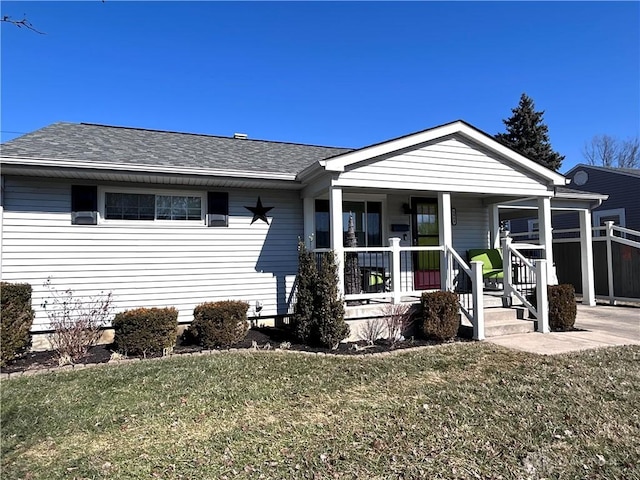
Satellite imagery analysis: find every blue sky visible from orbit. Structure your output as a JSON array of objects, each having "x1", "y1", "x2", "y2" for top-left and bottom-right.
[{"x1": 1, "y1": 1, "x2": 638, "y2": 173}]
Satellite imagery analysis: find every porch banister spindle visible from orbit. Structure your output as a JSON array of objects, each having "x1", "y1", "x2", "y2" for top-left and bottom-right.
[
  {"x1": 535, "y1": 259, "x2": 549, "y2": 333},
  {"x1": 471, "y1": 260, "x2": 485, "y2": 340},
  {"x1": 389, "y1": 237, "x2": 402, "y2": 304}
]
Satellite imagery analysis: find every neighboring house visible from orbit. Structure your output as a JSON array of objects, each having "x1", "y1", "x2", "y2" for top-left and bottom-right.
[
  {"x1": 0, "y1": 120, "x2": 603, "y2": 344},
  {"x1": 559, "y1": 164, "x2": 640, "y2": 231},
  {"x1": 509, "y1": 164, "x2": 639, "y2": 237}
]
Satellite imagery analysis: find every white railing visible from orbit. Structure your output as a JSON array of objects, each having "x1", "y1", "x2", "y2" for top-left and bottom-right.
[
  {"x1": 318, "y1": 238, "x2": 486, "y2": 340},
  {"x1": 502, "y1": 235, "x2": 549, "y2": 333},
  {"x1": 553, "y1": 222, "x2": 640, "y2": 303}
]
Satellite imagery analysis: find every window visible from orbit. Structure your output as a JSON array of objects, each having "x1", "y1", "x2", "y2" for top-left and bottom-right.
[
  {"x1": 71, "y1": 185, "x2": 98, "y2": 225},
  {"x1": 315, "y1": 200, "x2": 382, "y2": 248},
  {"x1": 103, "y1": 191, "x2": 203, "y2": 222},
  {"x1": 343, "y1": 201, "x2": 382, "y2": 247},
  {"x1": 593, "y1": 208, "x2": 626, "y2": 237}
]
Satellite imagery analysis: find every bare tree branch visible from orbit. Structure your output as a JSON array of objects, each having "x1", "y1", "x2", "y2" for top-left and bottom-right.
[
  {"x1": 582, "y1": 134, "x2": 639, "y2": 169},
  {"x1": 618, "y1": 137, "x2": 640, "y2": 168},
  {"x1": 1, "y1": 15, "x2": 46, "y2": 34}
]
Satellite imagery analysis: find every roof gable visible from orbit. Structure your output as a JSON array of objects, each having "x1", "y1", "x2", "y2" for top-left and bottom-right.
[{"x1": 320, "y1": 120, "x2": 567, "y2": 186}]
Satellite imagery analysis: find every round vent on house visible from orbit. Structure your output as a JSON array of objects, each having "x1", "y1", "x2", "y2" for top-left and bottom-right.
[{"x1": 573, "y1": 170, "x2": 588, "y2": 186}]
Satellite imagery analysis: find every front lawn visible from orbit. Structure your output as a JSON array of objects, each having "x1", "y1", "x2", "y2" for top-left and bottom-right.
[{"x1": 2, "y1": 343, "x2": 639, "y2": 479}]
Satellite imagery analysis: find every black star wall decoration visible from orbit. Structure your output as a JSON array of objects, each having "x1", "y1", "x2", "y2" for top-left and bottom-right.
[{"x1": 245, "y1": 196, "x2": 274, "y2": 225}]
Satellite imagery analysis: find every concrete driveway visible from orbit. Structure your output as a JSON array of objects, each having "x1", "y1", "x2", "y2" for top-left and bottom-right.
[{"x1": 487, "y1": 304, "x2": 640, "y2": 355}]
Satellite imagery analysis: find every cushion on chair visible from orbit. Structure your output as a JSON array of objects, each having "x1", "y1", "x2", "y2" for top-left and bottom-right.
[{"x1": 468, "y1": 249, "x2": 504, "y2": 280}]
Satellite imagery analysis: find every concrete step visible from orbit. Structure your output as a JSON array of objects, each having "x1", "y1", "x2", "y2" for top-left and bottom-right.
[
  {"x1": 484, "y1": 307, "x2": 535, "y2": 337},
  {"x1": 460, "y1": 306, "x2": 535, "y2": 338}
]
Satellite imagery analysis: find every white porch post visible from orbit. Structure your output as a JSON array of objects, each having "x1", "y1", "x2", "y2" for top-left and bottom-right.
[
  {"x1": 605, "y1": 221, "x2": 615, "y2": 305},
  {"x1": 537, "y1": 197, "x2": 555, "y2": 281},
  {"x1": 303, "y1": 196, "x2": 315, "y2": 249},
  {"x1": 438, "y1": 192, "x2": 453, "y2": 290},
  {"x1": 471, "y1": 260, "x2": 485, "y2": 340},
  {"x1": 488, "y1": 204, "x2": 501, "y2": 248},
  {"x1": 329, "y1": 185, "x2": 344, "y2": 296},
  {"x1": 579, "y1": 209, "x2": 596, "y2": 306},
  {"x1": 501, "y1": 234, "x2": 513, "y2": 307},
  {"x1": 389, "y1": 237, "x2": 402, "y2": 304},
  {"x1": 535, "y1": 259, "x2": 550, "y2": 333}
]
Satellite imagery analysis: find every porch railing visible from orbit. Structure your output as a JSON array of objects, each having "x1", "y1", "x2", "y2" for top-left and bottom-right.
[
  {"x1": 502, "y1": 236, "x2": 549, "y2": 333},
  {"x1": 317, "y1": 238, "x2": 486, "y2": 340},
  {"x1": 553, "y1": 222, "x2": 640, "y2": 303}
]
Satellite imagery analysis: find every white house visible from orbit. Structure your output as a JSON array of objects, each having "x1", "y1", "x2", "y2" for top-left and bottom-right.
[{"x1": 0, "y1": 120, "x2": 604, "y2": 346}]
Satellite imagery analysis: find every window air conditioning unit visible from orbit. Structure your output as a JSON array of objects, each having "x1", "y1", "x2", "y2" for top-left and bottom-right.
[
  {"x1": 71, "y1": 211, "x2": 98, "y2": 225},
  {"x1": 207, "y1": 213, "x2": 228, "y2": 227}
]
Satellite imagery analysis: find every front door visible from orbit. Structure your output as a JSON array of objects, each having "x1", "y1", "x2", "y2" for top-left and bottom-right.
[{"x1": 412, "y1": 198, "x2": 440, "y2": 290}]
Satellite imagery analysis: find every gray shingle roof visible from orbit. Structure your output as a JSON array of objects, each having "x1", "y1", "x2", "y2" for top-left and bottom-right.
[{"x1": 0, "y1": 122, "x2": 353, "y2": 176}]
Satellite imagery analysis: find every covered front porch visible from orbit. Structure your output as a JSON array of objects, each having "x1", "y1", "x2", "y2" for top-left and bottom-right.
[{"x1": 296, "y1": 121, "x2": 602, "y2": 340}]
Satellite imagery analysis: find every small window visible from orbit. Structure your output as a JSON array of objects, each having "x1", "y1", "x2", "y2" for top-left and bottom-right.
[
  {"x1": 71, "y1": 185, "x2": 98, "y2": 225},
  {"x1": 207, "y1": 192, "x2": 229, "y2": 227},
  {"x1": 315, "y1": 200, "x2": 330, "y2": 248}
]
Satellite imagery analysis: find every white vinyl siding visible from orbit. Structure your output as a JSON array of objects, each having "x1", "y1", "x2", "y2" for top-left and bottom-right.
[
  {"x1": 1, "y1": 177, "x2": 302, "y2": 331},
  {"x1": 336, "y1": 136, "x2": 551, "y2": 196},
  {"x1": 451, "y1": 197, "x2": 490, "y2": 255}
]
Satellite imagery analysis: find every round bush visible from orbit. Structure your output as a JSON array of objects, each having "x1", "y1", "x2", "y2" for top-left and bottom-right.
[
  {"x1": 191, "y1": 301, "x2": 249, "y2": 348},
  {"x1": 113, "y1": 307, "x2": 178, "y2": 356},
  {"x1": 0, "y1": 282, "x2": 34, "y2": 366},
  {"x1": 421, "y1": 291, "x2": 460, "y2": 341},
  {"x1": 548, "y1": 284, "x2": 577, "y2": 331}
]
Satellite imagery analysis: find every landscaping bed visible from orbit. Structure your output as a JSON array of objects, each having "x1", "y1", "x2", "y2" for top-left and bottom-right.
[{"x1": 0, "y1": 326, "x2": 468, "y2": 374}]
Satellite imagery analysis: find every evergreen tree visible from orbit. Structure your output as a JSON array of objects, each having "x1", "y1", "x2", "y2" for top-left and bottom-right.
[
  {"x1": 292, "y1": 244, "x2": 349, "y2": 348},
  {"x1": 315, "y1": 252, "x2": 349, "y2": 349},
  {"x1": 495, "y1": 93, "x2": 565, "y2": 171},
  {"x1": 292, "y1": 242, "x2": 317, "y2": 342}
]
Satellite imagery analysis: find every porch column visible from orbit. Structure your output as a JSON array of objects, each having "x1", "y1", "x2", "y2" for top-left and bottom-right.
[
  {"x1": 488, "y1": 204, "x2": 501, "y2": 248},
  {"x1": 329, "y1": 185, "x2": 344, "y2": 296},
  {"x1": 579, "y1": 209, "x2": 596, "y2": 306},
  {"x1": 537, "y1": 197, "x2": 555, "y2": 282},
  {"x1": 438, "y1": 192, "x2": 453, "y2": 290},
  {"x1": 302, "y1": 196, "x2": 315, "y2": 249}
]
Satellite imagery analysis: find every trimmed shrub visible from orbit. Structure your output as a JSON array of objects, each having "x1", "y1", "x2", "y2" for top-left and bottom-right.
[
  {"x1": 1, "y1": 282, "x2": 34, "y2": 366},
  {"x1": 549, "y1": 284, "x2": 577, "y2": 331},
  {"x1": 113, "y1": 307, "x2": 178, "y2": 357},
  {"x1": 191, "y1": 301, "x2": 249, "y2": 348},
  {"x1": 532, "y1": 284, "x2": 577, "y2": 331},
  {"x1": 421, "y1": 291, "x2": 460, "y2": 341}
]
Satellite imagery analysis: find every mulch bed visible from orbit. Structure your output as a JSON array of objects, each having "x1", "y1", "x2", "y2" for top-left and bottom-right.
[{"x1": 1, "y1": 326, "x2": 468, "y2": 375}]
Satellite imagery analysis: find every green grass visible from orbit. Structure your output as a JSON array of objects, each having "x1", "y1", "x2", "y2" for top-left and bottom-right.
[{"x1": 2, "y1": 343, "x2": 639, "y2": 479}]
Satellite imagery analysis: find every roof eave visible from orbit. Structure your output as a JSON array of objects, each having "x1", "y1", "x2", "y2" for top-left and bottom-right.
[{"x1": 0, "y1": 156, "x2": 298, "y2": 183}]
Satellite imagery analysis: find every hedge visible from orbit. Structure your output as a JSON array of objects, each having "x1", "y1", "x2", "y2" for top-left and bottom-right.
[
  {"x1": 191, "y1": 301, "x2": 249, "y2": 348},
  {"x1": 420, "y1": 291, "x2": 460, "y2": 341},
  {"x1": 113, "y1": 307, "x2": 178, "y2": 356},
  {"x1": 0, "y1": 282, "x2": 34, "y2": 366}
]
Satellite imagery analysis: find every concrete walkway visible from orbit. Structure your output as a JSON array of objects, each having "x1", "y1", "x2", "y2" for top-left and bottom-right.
[{"x1": 487, "y1": 304, "x2": 640, "y2": 355}]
